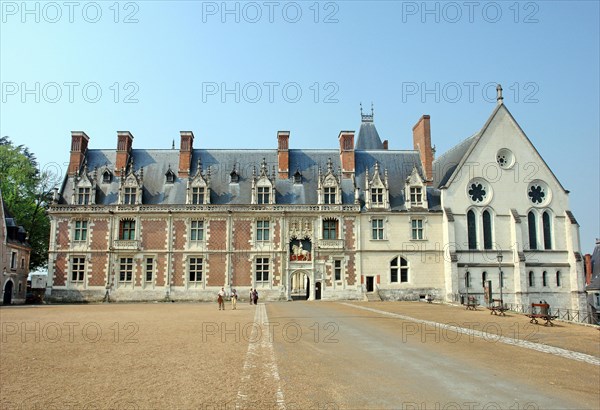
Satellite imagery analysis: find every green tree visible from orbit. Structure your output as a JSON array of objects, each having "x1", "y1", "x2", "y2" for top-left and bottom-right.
[{"x1": 0, "y1": 137, "x2": 55, "y2": 271}]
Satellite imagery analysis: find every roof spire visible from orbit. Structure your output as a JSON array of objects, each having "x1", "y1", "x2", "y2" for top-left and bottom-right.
[
  {"x1": 496, "y1": 84, "x2": 503, "y2": 105},
  {"x1": 361, "y1": 101, "x2": 374, "y2": 123}
]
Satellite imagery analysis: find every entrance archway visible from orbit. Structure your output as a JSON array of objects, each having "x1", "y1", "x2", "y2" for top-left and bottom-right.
[
  {"x1": 366, "y1": 276, "x2": 374, "y2": 292},
  {"x1": 3, "y1": 280, "x2": 13, "y2": 305},
  {"x1": 291, "y1": 271, "x2": 310, "y2": 300}
]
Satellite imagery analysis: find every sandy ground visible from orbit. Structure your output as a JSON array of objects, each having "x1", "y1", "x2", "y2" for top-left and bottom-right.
[{"x1": 1, "y1": 301, "x2": 598, "y2": 410}]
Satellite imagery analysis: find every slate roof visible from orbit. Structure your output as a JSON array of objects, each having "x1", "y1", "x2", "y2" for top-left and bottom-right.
[
  {"x1": 587, "y1": 241, "x2": 600, "y2": 291},
  {"x1": 432, "y1": 132, "x2": 479, "y2": 188},
  {"x1": 1, "y1": 190, "x2": 29, "y2": 247},
  {"x1": 356, "y1": 121, "x2": 384, "y2": 150},
  {"x1": 61, "y1": 148, "x2": 441, "y2": 211}
]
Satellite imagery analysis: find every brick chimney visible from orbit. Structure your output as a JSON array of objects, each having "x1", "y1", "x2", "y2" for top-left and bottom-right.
[
  {"x1": 277, "y1": 131, "x2": 290, "y2": 179},
  {"x1": 178, "y1": 131, "x2": 194, "y2": 177},
  {"x1": 68, "y1": 131, "x2": 89, "y2": 175},
  {"x1": 383, "y1": 140, "x2": 389, "y2": 150},
  {"x1": 115, "y1": 131, "x2": 134, "y2": 173},
  {"x1": 412, "y1": 115, "x2": 433, "y2": 185},
  {"x1": 339, "y1": 131, "x2": 355, "y2": 178},
  {"x1": 584, "y1": 253, "x2": 592, "y2": 285}
]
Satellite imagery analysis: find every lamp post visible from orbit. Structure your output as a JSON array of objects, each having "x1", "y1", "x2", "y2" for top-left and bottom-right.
[
  {"x1": 497, "y1": 251, "x2": 503, "y2": 306},
  {"x1": 464, "y1": 264, "x2": 469, "y2": 303}
]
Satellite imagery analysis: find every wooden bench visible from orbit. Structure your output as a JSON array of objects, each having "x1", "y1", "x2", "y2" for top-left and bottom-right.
[
  {"x1": 526, "y1": 303, "x2": 558, "y2": 326},
  {"x1": 465, "y1": 296, "x2": 478, "y2": 310},
  {"x1": 487, "y1": 299, "x2": 508, "y2": 316}
]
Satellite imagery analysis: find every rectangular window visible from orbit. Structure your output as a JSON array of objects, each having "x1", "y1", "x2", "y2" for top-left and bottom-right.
[
  {"x1": 410, "y1": 187, "x2": 422, "y2": 205},
  {"x1": 71, "y1": 257, "x2": 86, "y2": 282},
  {"x1": 256, "y1": 257, "x2": 269, "y2": 282},
  {"x1": 145, "y1": 257, "x2": 154, "y2": 282},
  {"x1": 334, "y1": 260, "x2": 342, "y2": 281},
  {"x1": 74, "y1": 220, "x2": 88, "y2": 241},
  {"x1": 324, "y1": 187, "x2": 336, "y2": 204},
  {"x1": 189, "y1": 257, "x2": 203, "y2": 282},
  {"x1": 120, "y1": 220, "x2": 135, "y2": 240},
  {"x1": 21, "y1": 258, "x2": 25, "y2": 268},
  {"x1": 190, "y1": 220, "x2": 204, "y2": 241},
  {"x1": 256, "y1": 220, "x2": 270, "y2": 241},
  {"x1": 119, "y1": 257, "x2": 133, "y2": 282},
  {"x1": 401, "y1": 267, "x2": 408, "y2": 283},
  {"x1": 411, "y1": 219, "x2": 424, "y2": 240},
  {"x1": 10, "y1": 252, "x2": 17, "y2": 269},
  {"x1": 191, "y1": 187, "x2": 205, "y2": 204},
  {"x1": 78, "y1": 187, "x2": 91, "y2": 205},
  {"x1": 123, "y1": 187, "x2": 136, "y2": 205},
  {"x1": 371, "y1": 219, "x2": 384, "y2": 240},
  {"x1": 257, "y1": 187, "x2": 270, "y2": 204},
  {"x1": 322, "y1": 220, "x2": 338, "y2": 240},
  {"x1": 371, "y1": 188, "x2": 383, "y2": 205}
]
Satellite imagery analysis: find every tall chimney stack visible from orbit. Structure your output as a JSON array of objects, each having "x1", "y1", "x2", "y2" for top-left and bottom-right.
[
  {"x1": 339, "y1": 131, "x2": 355, "y2": 178},
  {"x1": 412, "y1": 115, "x2": 433, "y2": 185},
  {"x1": 178, "y1": 131, "x2": 195, "y2": 177},
  {"x1": 277, "y1": 131, "x2": 290, "y2": 179},
  {"x1": 115, "y1": 131, "x2": 134, "y2": 173},
  {"x1": 68, "y1": 131, "x2": 89, "y2": 175}
]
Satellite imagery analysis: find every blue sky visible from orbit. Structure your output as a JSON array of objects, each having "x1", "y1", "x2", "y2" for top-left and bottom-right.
[{"x1": 1, "y1": 0, "x2": 598, "y2": 253}]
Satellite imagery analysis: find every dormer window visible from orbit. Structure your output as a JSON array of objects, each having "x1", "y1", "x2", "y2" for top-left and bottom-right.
[
  {"x1": 187, "y1": 159, "x2": 211, "y2": 205},
  {"x1": 318, "y1": 158, "x2": 342, "y2": 205},
  {"x1": 371, "y1": 188, "x2": 384, "y2": 206},
  {"x1": 251, "y1": 158, "x2": 275, "y2": 205},
  {"x1": 77, "y1": 187, "x2": 91, "y2": 205},
  {"x1": 324, "y1": 187, "x2": 336, "y2": 204},
  {"x1": 123, "y1": 187, "x2": 136, "y2": 205},
  {"x1": 165, "y1": 166, "x2": 176, "y2": 184},
  {"x1": 191, "y1": 187, "x2": 205, "y2": 204},
  {"x1": 293, "y1": 170, "x2": 302, "y2": 184},
  {"x1": 102, "y1": 169, "x2": 112, "y2": 184},
  {"x1": 257, "y1": 187, "x2": 270, "y2": 204},
  {"x1": 230, "y1": 169, "x2": 239, "y2": 184},
  {"x1": 410, "y1": 187, "x2": 422, "y2": 205},
  {"x1": 364, "y1": 162, "x2": 389, "y2": 210}
]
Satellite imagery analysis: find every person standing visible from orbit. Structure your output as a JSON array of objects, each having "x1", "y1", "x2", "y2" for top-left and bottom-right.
[
  {"x1": 218, "y1": 287, "x2": 225, "y2": 310},
  {"x1": 253, "y1": 288, "x2": 259, "y2": 305},
  {"x1": 231, "y1": 289, "x2": 238, "y2": 310}
]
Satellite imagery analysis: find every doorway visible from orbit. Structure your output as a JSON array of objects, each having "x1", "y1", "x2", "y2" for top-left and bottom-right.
[
  {"x1": 366, "y1": 276, "x2": 374, "y2": 292},
  {"x1": 315, "y1": 281, "x2": 321, "y2": 300},
  {"x1": 3, "y1": 280, "x2": 13, "y2": 305}
]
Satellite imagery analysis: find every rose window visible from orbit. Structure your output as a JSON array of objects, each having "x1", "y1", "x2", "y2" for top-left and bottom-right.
[
  {"x1": 496, "y1": 148, "x2": 515, "y2": 169},
  {"x1": 468, "y1": 182, "x2": 487, "y2": 203}
]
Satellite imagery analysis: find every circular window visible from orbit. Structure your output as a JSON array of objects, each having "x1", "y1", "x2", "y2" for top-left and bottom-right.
[
  {"x1": 496, "y1": 148, "x2": 515, "y2": 169},
  {"x1": 467, "y1": 178, "x2": 492, "y2": 205},
  {"x1": 527, "y1": 180, "x2": 551, "y2": 206}
]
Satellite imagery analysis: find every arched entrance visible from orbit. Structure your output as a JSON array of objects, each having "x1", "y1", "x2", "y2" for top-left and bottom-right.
[
  {"x1": 3, "y1": 280, "x2": 13, "y2": 305},
  {"x1": 291, "y1": 270, "x2": 310, "y2": 300},
  {"x1": 315, "y1": 281, "x2": 322, "y2": 300}
]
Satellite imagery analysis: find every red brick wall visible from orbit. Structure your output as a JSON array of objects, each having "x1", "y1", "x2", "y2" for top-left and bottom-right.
[
  {"x1": 54, "y1": 254, "x2": 66, "y2": 286},
  {"x1": 233, "y1": 253, "x2": 252, "y2": 286},
  {"x1": 90, "y1": 219, "x2": 108, "y2": 252},
  {"x1": 173, "y1": 220, "x2": 186, "y2": 250},
  {"x1": 273, "y1": 220, "x2": 280, "y2": 250},
  {"x1": 57, "y1": 220, "x2": 69, "y2": 249},
  {"x1": 208, "y1": 220, "x2": 226, "y2": 250},
  {"x1": 173, "y1": 254, "x2": 184, "y2": 286},
  {"x1": 344, "y1": 218, "x2": 356, "y2": 285},
  {"x1": 156, "y1": 255, "x2": 166, "y2": 286},
  {"x1": 141, "y1": 220, "x2": 167, "y2": 250},
  {"x1": 208, "y1": 254, "x2": 226, "y2": 286},
  {"x1": 89, "y1": 255, "x2": 106, "y2": 286},
  {"x1": 346, "y1": 254, "x2": 356, "y2": 285},
  {"x1": 233, "y1": 220, "x2": 251, "y2": 250}
]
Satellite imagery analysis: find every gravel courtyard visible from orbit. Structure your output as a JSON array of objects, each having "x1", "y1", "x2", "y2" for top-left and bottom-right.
[{"x1": 1, "y1": 301, "x2": 599, "y2": 409}]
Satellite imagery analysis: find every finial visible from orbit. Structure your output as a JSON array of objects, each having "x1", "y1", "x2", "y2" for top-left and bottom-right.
[
  {"x1": 327, "y1": 157, "x2": 333, "y2": 172},
  {"x1": 172, "y1": 139, "x2": 175, "y2": 149},
  {"x1": 496, "y1": 84, "x2": 503, "y2": 104},
  {"x1": 197, "y1": 158, "x2": 202, "y2": 173},
  {"x1": 371, "y1": 102, "x2": 374, "y2": 117},
  {"x1": 360, "y1": 102, "x2": 363, "y2": 116}
]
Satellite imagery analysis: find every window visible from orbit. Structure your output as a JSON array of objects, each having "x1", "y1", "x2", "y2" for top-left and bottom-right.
[
  {"x1": 543, "y1": 211, "x2": 552, "y2": 250},
  {"x1": 482, "y1": 271, "x2": 487, "y2": 287},
  {"x1": 21, "y1": 258, "x2": 25, "y2": 269},
  {"x1": 165, "y1": 169, "x2": 176, "y2": 184},
  {"x1": 145, "y1": 258, "x2": 154, "y2": 282},
  {"x1": 334, "y1": 260, "x2": 342, "y2": 281},
  {"x1": 542, "y1": 271, "x2": 547, "y2": 287},
  {"x1": 78, "y1": 187, "x2": 91, "y2": 205},
  {"x1": 120, "y1": 220, "x2": 135, "y2": 240},
  {"x1": 190, "y1": 220, "x2": 204, "y2": 241},
  {"x1": 465, "y1": 271, "x2": 471, "y2": 288},
  {"x1": 556, "y1": 271, "x2": 561, "y2": 287},
  {"x1": 467, "y1": 210, "x2": 477, "y2": 250},
  {"x1": 528, "y1": 211, "x2": 537, "y2": 250},
  {"x1": 322, "y1": 219, "x2": 338, "y2": 240},
  {"x1": 74, "y1": 220, "x2": 88, "y2": 241},
  {"x1": 293, "y1": 170, "x2": 302, "y2": 184},
  {"x1": 371, "y1": 219, "x2": 384, "y2": 240},
  {"x1": 102, "y1": 170, "x2": 112, "y2": 183},
  {"x1": 410, "y1": 187, "x2": 422, "y2": 205},
  {"x1": 390, "y1": 257, "x2": 408, "y2": 283},
  {"x1": 528, "y1": 271, "x2": 535, "y2": 287},
  {"x1": 411, "y1": 219, "x2": 424, "y2": 240},
  {"x1": 71, "y1": 257, "x2": 86, "y2": 282},
  {"x1": 10, "y1": 252, "x2": 16, "y2": 269},
  {"x1": 255, "y1": 257, "x2": 269, "y2": 283},
  {"x1": 123, "y1": 187, "x2": 136, "y2": 205},
  {"x1": 482, "y1": 210, "x2": 493, "y2": 250},
  {"x1": 371, "y1": 188, "x2": 384, "y2": 206},
  {"x1": 324, "y1": 187, "x2": 336, "y2": 204},
  {"x1": 119, "y1": 257, "x2": 133, "y2": 282},
  {"x1": 256, "y1": 220, "x2": 270, "y2": 241},
  {"x1": 18, "y1": 282, "x2": 22, "y2": 293},
  {"x1": 230, "y1": 170, "x2": 239, "y2": 183},
  {"x1": 257, "y1": 186, "x2": 270, "y2": 204},
  {"x1": 189, "y1": 257, "x2": 203, "y2": 282},
  {"x1": 191, "y1": 187, "x2": 205, "y2": 204}
]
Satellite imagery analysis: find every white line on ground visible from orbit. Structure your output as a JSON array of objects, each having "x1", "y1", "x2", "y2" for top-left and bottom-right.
[
  {"x1": 236, "y1": 303, "x2": 286, "y2": 409},
  {"x1": 341, "y1": 303, "x2": 600, "y2": 366}
]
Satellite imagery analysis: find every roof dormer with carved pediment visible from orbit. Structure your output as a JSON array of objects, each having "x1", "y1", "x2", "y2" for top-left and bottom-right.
[
  {"x1": 364, "y1": 161, "x2": 390, "y2": 210},
  {"x1": 405, "y1": 166, "x2": 428, "y2": 210},
  {"x1": 71, "y1": 162, "x2": 97, "y2": 205},
  {"x1": 318, "y1": 158, "x2": 342, "y2": 205},
  {"x1": 118, "y1": 160, "x2": 143, "y2": 205},
  {"x1": 187, "y1": 158, "x2": 211, "y2": 204},
  {"x1": 251, "y1": 158, "x2": 276, "y2": 205}
]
